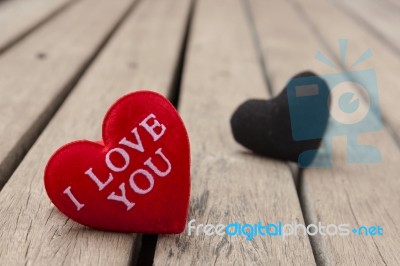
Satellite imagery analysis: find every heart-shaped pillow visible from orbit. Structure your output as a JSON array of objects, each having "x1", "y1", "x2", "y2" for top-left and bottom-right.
[{"x1": 44, "y1": 91, "x2": 190, "y2": 233}]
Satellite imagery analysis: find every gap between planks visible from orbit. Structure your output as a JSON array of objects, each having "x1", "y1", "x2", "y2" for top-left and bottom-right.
[
  {"x1": 153, "y1": 0, "x2": 315, "y2": 264},
  {"x1": 0, "y1": 0, "x2": 193, "y2": 265},
  {"x1": 0, "y1": 0, "x2": 139, "y2": 192},
  {"x1": 247, "y1": 0, "x2": 400, "y2": 264},
  {"x1": 287, "y1": 0, "x2": 400, "y2": 148},
  {"x1": 0, "y1": 0, "x2": 77, "y2": 54},
  {"x1": 332, "y1": 0, "x2": 400, "y2": 57},
  {"x1": 135, "y1": 0, "x2": 197, "y2": 264}
]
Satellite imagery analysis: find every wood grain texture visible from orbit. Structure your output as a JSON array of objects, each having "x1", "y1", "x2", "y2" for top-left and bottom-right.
[
  {"x1": 0, "y1": 0, "x2": 134, "y2": 190},
  {"x1": 288, "y1": 0, "x2": 400, "y2": 143},
  {"x1": 249, "y1": 0, "x2": 400, "y2": 264},
  {"x1": 0, "y1": 0, "x2": 76, "y2": 53},
  {"x1": 153, "y1": 0, "x2": 315, "y2": 265},
  {"x1": 0, "y1": 0, "x2": 192, "y2": 265},
  {"x1": 334, "y1": 0, "x2": 400, "y2": 55}
]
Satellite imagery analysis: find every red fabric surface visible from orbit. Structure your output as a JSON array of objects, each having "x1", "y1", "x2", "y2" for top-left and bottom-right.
[{"x1": 44, "y1": 91, "x2": 190, "y2": 233}]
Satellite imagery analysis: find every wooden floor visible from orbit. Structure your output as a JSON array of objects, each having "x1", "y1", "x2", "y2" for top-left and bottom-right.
[{"x1": 0, "y1": 0, "x2": 399, "y2": 265}]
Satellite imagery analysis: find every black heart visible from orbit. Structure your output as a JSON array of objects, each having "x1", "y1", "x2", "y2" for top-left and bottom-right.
[{"x1": 230, "y1": 71, "x2": 330, "y2": 167}]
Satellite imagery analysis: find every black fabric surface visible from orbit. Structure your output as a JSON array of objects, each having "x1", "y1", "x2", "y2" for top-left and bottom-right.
[{"x1": 230, "y1": 71, "x2": 330, "y2": 166}]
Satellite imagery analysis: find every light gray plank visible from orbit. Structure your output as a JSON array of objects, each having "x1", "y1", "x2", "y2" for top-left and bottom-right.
[
  {"x1": 334, "y1": 0, "x2": 400, "y2": 55},
  {"x1": 249, "y1": 0, "x2": 400, "y2": 263},
  {"x1": 0, "y1": 0, "x2": 134, "y2": 190},
  {"x1": 0, "y1": 0, "x2": 76, "y2": 53},
  {"x1": 386, "y1": 0, "x2": 400, "y2": 8},
  {"x1": 153, "y1": 0, "x2": 315, "y2": 264},
  {"x1": 288, "y1": 0, "x2": 400, "y2": 142},
  {"x1": 0, "y1": 0, "x2": 192, "y2": 265}
]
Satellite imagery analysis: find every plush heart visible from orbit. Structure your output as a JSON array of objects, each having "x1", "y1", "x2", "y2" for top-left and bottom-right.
[
  {"x1": 230, "y1": 71, "x2": 330, "y2": 167},
  {"x1": 44, "y1": 91, "x2": 190, "y2": 233}
]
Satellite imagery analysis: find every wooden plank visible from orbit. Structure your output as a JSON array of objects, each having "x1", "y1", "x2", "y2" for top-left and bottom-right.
[
  {"x1": 249, "y1": 0, "x2": 400, "y2": 264},
  {"x1": 0, "y1": 0, "x2": 192, "y2": 264},
  {"x1": 334, "y1": 0, "x2": 400, "y2": 56},
  {"x1": 0, "y1": 0, "x2": 135, "y2": 190},
  {"x1": 153, "y1": 0, "x2": 315, "y2": 264},
  {"x1": 0, "y1": 0, "x2": 76, "y2": 53},
  {"x1": 288, "y1": 0, "x2": 400, "y2": 141},
  {"x1": 386, "y1": 0, "x2": 400, "y2": 9},
  {"x1": 289, "y1": 0, "x2": 400, "y2": 264}
]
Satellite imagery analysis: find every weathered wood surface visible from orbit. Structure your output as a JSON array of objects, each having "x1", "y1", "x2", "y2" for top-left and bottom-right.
[
  {"x1": 334, "y1": 0, "x2": 400, "y2": 55},
  {"x1": 0, "y1": 0, "x2": 191, "y2": 264},
  {"x1": 293, "y1": 0, "x2": 400, "y2": 263},
  {"x1": 0, "y1": 0, "x2": 134, "y2": 190},
  {"x1": 1, "y1": 0, "x2": 400, "y2": 264},
  {"x1": 153, "y1": 0, "x2": 315, "y2": 264},
  {"x1": 0, "y1": 0, "x2": 76, "y2": 53},
  {"x1": 249, "y1": 0, "x2": 400, "y2": 264},
  {"x1": 295, "y1": 0, "x2": 400, "y2": 142}
]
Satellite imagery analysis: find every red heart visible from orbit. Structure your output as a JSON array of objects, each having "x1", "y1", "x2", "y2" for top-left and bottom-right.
[{"x1": 44, "y1": 91, "x2": 190, "y2": 233}]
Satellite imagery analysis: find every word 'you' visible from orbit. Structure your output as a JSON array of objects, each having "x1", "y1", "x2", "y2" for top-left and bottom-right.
[{"x1": 63, "y1": 113, "x2": 172, "y2": 212}]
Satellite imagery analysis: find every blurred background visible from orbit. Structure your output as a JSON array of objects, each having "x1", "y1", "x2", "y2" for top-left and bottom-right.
[{"x1": 0, "y1": 0, "x2": 399, "y2": 265}]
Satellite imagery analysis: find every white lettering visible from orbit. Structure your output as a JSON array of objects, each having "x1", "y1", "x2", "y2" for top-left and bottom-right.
[
  {"x1": 139, "y1": 113, "x2": 166, "y2": 141},
  {"x1": 107, "y1": 183, "x2": 135, "y2": 211},
  {"x1": 119, "y1": 127, "x2": 144, "y2": 152},
  {"x1": 129, "y1": 169, "x2": 154, "y2": 194},
  {"x1": 85, "y1": 168, "x2": 113, "y2": 191},
  {"x1": 105, "y1": 148, "x2": 130, "y2": 172},
  {"x1": 63, "y1": 186, "x2": 84, "y2": 211},
  {"x1": 144, "y1": 148, "x2": 171, "y2": 177}
]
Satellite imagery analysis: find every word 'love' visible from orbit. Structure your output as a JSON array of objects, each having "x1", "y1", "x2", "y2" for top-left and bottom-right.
[{"x1": 63, "y1": 113, "x2": 171, "y2": 212}]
